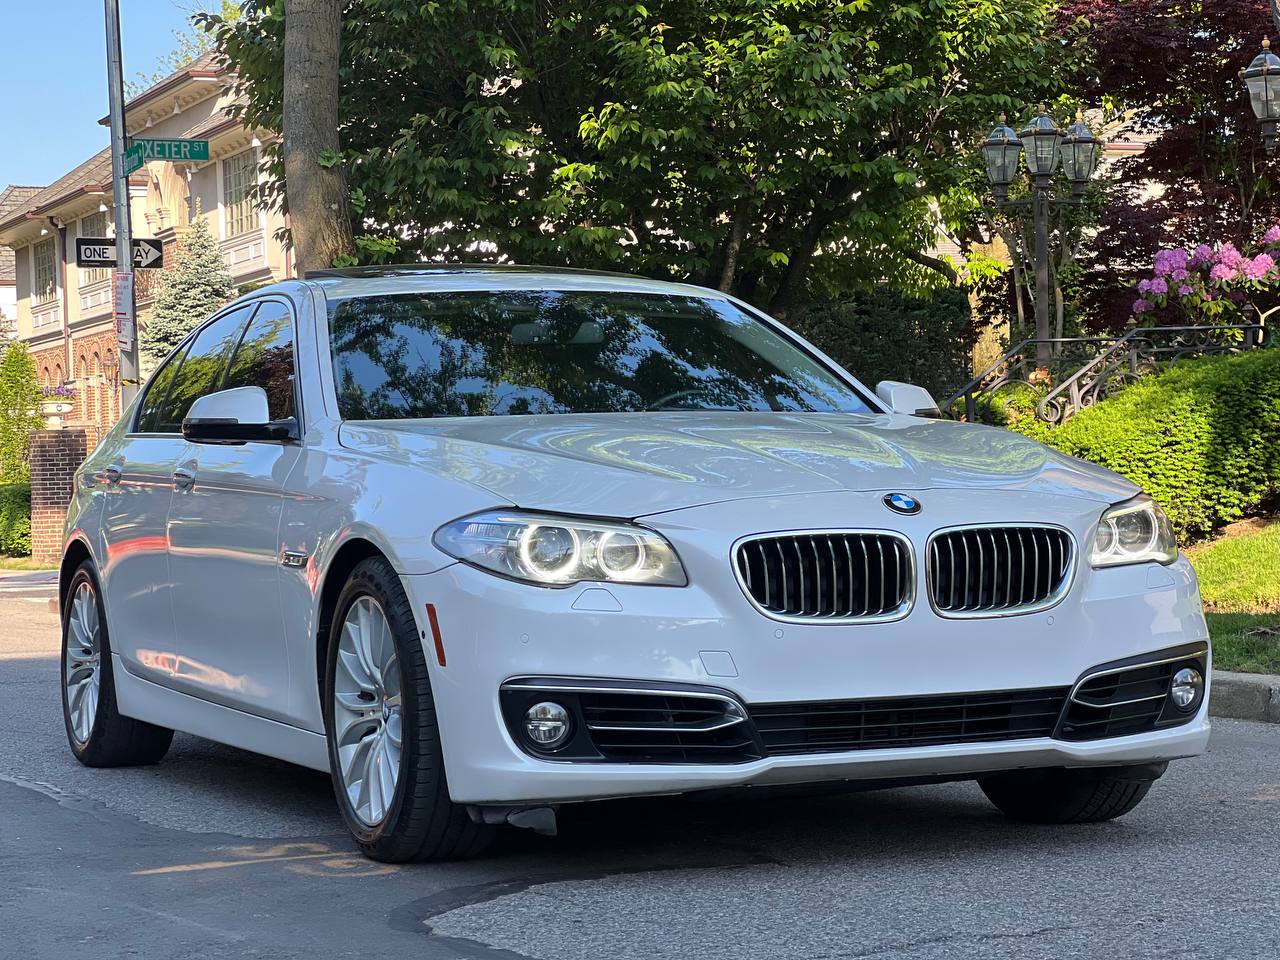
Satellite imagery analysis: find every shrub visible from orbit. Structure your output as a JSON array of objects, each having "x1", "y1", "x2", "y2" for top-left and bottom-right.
[
  {"x1": 0, "y1": 342, "x2": 46, "y2": 483},
  {"x1": 0, "y1": 483, "x2": 31, "y2": 556},
  {"x1": 1009, "y1": 349, "x2": 1280, "y2": 540},
  {"x1": 793, "y1": 288, "x2": 976, "y2": 401}
]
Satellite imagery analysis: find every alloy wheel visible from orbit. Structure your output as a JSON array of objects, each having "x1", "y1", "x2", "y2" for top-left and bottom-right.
[
  {"x1": 64, "y1": 581, "x2": 101, "y2": 745},
  {"x1": 332, "y1": 596, "x2": 403, "y2": 827}
]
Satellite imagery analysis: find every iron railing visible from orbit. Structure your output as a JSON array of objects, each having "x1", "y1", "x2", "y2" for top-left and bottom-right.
[{"x1": 944, "y1": 324, "x2": 1272, "y2": 425}]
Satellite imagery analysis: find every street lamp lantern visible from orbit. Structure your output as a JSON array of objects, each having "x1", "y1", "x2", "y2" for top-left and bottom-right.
[
  {"x1": 1060, "y1": 112, "x2": 1102, "y2": 193},
  {"x1": 982, "y1": 114, "x2": 1022, "y2": 201},
  {"x1": 1241, "y1": 38, "x2": 1280, "y2": 154},
  {"x1": 1018, "y1": 106, "x2": 1065, "y2": 177},
  {"x1": 979, "y1": 104, "x2": 1100, "y2": 372}
]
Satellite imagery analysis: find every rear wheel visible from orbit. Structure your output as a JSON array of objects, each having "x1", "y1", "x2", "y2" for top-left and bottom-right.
[
  {"x1": 61, "y1": 561, "x2": 173, "y2": 767},
  {"x1": 324, "y1": 556, "x2": 491, "y2": 862},
  {"x1": 979, "y1": 765, "x2": 1164, "y2": 824}
]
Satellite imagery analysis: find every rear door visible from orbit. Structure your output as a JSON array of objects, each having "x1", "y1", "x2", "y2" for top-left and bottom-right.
[
  {"x1": 102, "y1": 307, "x2": 251, "y2": 684},
  {"x1": 165, "y1": 298, "x2": 303, "y2": 721}
]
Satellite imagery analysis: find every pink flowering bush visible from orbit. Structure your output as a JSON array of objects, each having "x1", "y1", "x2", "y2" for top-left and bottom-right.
[{"x1": 1133, "y1": 227, "x2": 1280, "y2": 323}]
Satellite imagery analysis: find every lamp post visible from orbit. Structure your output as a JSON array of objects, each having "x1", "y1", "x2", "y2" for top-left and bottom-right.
[{"x1": 981, "y1": 106, "x2": 1101, "y2": 368}]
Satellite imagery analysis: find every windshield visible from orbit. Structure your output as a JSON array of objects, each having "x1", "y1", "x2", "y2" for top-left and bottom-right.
[{"x1": 326, "y1": 290, "x2": 874, "y2": 419}]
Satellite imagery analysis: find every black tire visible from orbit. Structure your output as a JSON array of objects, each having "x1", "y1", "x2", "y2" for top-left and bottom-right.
[
  {"x1": 979, "y1": 766, "x2": 1160, "y2": 824},
  {"x1": 324, "y1": 556, "x2": 492, "y2": 862},
  {"x1": 61, "y1": 561, "x2": 173, "y2": 767}
]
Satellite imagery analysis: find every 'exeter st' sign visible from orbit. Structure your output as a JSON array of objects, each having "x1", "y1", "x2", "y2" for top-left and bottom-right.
[{"x1": 123, "y1": 138, "x2": 210, "y2": 175}]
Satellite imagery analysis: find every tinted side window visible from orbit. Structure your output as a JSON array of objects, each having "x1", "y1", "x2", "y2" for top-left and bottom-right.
[
  {"x1": 153, "y1": 306, "x2": 254, "y2": 432},
  {"x1": 135, "y1": 342, "x2": 191, "y2": 433},
  {"x1": 223, "y1": 300, "x2": 296, "y2": 420}
]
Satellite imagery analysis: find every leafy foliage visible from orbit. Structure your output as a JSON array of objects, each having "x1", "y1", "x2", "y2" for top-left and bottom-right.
[
  {"x1": 1059, "y1": 0, "x2": 1280, "y2": 329},
  {"x1": 144, "y1": 215, "x2": 236, "y2": 367},
  {"x1": 1007, "y1": 349, "x2": 1280, "y2": 539},
  {"x1": 793, "y1": 288, "x2": 977, "y2": 399},
  {"x1": 0, "y1": 343, "x2": 46, "y2": 484},
  {"x1": 201, "y1": 0, "x2": 1067, "y2": 314},
  {"x1": 0, "y1": 483, "x2": 31, "y2": 557}
]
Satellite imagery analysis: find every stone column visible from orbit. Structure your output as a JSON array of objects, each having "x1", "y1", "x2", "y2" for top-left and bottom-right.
[{"x1": 28, "y1": 429, "x2": 87, "y2": 565}]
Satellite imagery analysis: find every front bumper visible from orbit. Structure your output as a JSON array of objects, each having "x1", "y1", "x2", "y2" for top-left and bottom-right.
[{"x1": 401, "y1": 546, "x2": 1211, "y2": 806}]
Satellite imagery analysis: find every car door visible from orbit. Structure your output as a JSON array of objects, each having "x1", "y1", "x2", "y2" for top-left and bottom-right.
[
  {"x1": 165, "y1": 298, "x2": 303, "y2": 722},
  {"x1": 102, "y1": 308, "x2": 251, "y2": 684}
]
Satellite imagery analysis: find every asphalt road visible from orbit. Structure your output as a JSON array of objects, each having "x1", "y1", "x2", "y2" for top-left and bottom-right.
[{"x1": 2, "y1": 584, "x2": 1278, "y2": 960}]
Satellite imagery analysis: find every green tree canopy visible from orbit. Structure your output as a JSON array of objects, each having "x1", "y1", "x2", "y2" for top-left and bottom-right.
[
  {"x1": 143, "y1": 214, "x2": 236, "y2": 367},
  {"x1": 203, "y1": 0, "x2": 1071, "y2": 315}
]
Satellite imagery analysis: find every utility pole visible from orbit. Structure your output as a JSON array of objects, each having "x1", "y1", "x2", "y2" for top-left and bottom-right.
[{"x1": 104, "y1": 0, "x2": 139, "y2": 406}]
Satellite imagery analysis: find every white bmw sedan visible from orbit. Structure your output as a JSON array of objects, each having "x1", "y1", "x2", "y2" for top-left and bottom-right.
[{"x1": 60, "y1": 266, "x2": 1210, "y2": 862}]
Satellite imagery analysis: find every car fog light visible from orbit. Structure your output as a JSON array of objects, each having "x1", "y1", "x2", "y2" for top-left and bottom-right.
[
  {"x1": 524, "y1": 702, "x2": 571, "y2": 747},
  {"x1": 1170, "y1": 667, "x2": 1204, "y2": 710}
]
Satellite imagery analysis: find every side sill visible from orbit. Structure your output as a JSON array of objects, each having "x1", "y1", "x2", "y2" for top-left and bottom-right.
[{"x1": 111, "y1": 655, "x2": 330, "y2": 772}]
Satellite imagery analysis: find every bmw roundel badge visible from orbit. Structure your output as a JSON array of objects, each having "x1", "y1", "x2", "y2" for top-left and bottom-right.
[{"x1": 883, "y1": 493, "x2": 921, "y2": 515}]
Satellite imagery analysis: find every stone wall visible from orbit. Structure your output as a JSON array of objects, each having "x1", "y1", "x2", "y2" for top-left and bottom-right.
[{"x1": 29, "y1": 429, "x2": 87, "y2": 565}]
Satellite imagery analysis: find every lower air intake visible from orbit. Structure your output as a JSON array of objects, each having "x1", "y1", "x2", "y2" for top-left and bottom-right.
[{"x1": 750, "y1": 687, "x2": 1070, "y2": 755}]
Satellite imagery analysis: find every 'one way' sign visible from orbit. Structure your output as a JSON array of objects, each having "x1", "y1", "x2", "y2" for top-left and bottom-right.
[{"x1": 75, "y1": 238, "x2": 164, "y2": 270}]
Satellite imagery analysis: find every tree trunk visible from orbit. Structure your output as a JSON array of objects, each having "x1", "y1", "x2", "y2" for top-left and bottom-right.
[
  {"x1": 767, "y1": 212, "x2": 827, "y2": 318},
  {"x1": 283, "y1": 0, "x2": 355, "y2": 274},
  {"x1": 717, "y1": 197, "x2": 750, "y2": 293}
]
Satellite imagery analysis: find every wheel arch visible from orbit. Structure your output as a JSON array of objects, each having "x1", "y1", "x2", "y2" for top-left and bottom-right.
[
  {"x1": 314, "y1": 536, "x2": 390, "y2": 700},
  {"x1": 59, "y1": 536, "x2": 95, "y2": 617}
]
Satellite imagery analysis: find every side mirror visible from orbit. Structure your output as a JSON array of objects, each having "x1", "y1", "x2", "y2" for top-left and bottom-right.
[
  {"x1": 875, "y1": 380, "x2": 941, "y2": 418},
  {"x1": 182, "y1": 386, "x2": 298, "y2": 445}
]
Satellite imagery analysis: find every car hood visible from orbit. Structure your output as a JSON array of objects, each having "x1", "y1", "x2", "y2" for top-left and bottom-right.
[{"x1": 337, "y1": 411, "x2": 1137, "y2": 518}]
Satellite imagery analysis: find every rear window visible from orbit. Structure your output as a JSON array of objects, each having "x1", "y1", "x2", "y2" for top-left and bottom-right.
[{"x1": 326, "y1": 290, "x2": 872, "y2": 419}]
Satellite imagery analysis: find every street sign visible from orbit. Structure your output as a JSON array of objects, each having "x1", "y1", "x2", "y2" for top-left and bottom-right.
[
  {"x1": 114, "y1": 272, "x2": 135, "y2": 351},
  {"x1": 75, "y1": 237, "x2": 163, "y2": 269},
  {"x1": 123, "y1": 137, "x2": 209, "y2": 174}
]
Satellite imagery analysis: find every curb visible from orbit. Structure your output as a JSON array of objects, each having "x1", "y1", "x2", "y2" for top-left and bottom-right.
[{"x1": 1210, "y1": 669, "x2": 1280, "y2": 724}]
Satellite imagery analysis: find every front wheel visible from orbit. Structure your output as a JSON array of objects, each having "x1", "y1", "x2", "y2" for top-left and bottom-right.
[
  {"x1": 324, "y1": 556, "x2": 491, "y2": 862},
  {"x1": 979, "y1": 764, "x2": 1164, "y2": 824}
]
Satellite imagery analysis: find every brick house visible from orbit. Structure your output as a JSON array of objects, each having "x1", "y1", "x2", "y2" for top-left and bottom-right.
[{"x1": 0, "y1": 52, "x2": 293, "y2": 446}]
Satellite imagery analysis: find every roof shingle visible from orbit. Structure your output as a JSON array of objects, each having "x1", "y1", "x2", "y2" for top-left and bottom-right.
[
  {"x1": 0, "y1": 185, "x2": 46, "y2": 282},
  {"x1": 0, "y1": 149, "x2": 116, "y2": 234}
]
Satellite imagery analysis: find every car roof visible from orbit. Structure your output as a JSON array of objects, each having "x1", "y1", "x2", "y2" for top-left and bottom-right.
[{"x1": 303, "y1": 263, "x2": 731, "y2": 302}]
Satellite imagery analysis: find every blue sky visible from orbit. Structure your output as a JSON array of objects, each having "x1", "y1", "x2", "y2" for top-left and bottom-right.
[{"x1": 0, "y1": 2, "x2": 216, "y2": 189}]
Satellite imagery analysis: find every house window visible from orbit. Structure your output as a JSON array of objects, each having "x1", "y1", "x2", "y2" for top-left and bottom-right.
[
  {"x1": 80, "y1": 211, "x2": 110, "y2": 285},
  {"x1": 222, "y1": 149, "x2": 258, "y2": 238},
  {"x1": 33, "y1": 238, "x2": 57, "y2": 305}
]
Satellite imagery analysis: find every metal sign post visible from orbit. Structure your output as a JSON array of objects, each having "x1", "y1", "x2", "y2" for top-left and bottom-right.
[{"x1": 105, "y1": 0, "x2": 139, "y2": 404}]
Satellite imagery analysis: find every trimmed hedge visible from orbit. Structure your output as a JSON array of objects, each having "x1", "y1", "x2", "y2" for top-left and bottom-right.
[
  {"x1": 793, "y1": 288, "x2": 976, "y2": 400},
  {"x1": 0, "y1": 483, "x2": 30, "y2": 556},
  {"x1": 1008, "y1": 349, "x2": 1280, "y2": 540}
]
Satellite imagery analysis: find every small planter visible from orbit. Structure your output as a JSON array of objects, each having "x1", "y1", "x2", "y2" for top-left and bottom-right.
[{"x1": 40, "y1": 398, "x2": 74, "y2": 428}]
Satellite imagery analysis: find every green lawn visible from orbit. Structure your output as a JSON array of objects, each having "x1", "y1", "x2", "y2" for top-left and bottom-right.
[
  {"x1": 1188, "y1": 520, "x2": 1280, "y2": 675},
  {"x1": 0, "y1": 556, "x2": 55, "y2": 572},
  {"x1": 1205, "y1": 613, "x2": 1280, "y2": 674},
  {"x1": 1190, "y1": 521, "x2": 1280, "y2": 613}
]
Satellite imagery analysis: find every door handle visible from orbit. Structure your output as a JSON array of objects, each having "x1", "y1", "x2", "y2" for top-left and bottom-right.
[{"x1": 172, "y1": 465, "x2": 197, "y2": 491}]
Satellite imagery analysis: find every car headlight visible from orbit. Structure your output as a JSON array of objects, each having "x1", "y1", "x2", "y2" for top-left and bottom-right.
[
  {"x1": 433, "y1": 511, "x2": 688, "y2": 587},
  {"x1": 1090, "y1": 495, "x2": 1178, "y2": 567}
]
